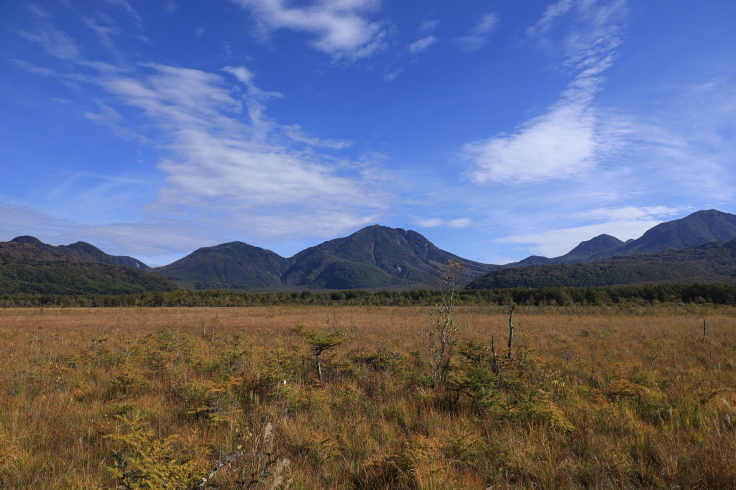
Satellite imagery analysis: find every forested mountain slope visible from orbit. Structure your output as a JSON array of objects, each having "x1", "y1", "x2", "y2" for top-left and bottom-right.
[
  {"x1": 467, "y1": 239, "x2": 736, "y2": 289},
  {"x1": 10, "y1": 236, "x2": 149, "y2": 269},
  {"x1": 0, "y1": 242, "x2": 177, "y2": 295}
]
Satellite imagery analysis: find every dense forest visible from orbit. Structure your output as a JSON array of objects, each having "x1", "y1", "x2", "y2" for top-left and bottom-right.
[{"x1": 2, "y1": 282, "x2": 736, "y2": 307}]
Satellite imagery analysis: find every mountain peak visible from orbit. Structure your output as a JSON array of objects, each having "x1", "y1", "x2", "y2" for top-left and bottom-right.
[
  {"x1": 562, "y1": 234, "x2": 624, "y2": 260},
  {"x1": 351, "y1": 224, "x2": 407, "y2": 236},
  {"x1": 7, "y1": 236, "x2": 149, "y2": 269},
  {"x1": 589, "y1": 209, "x2": 736, "y2": 260},
  {"x1": 154, "y1": 241, "x2": 290, "y2": 289},
  {"x1": 11, "y1": 235, "x2": 47, "y2": 247}
]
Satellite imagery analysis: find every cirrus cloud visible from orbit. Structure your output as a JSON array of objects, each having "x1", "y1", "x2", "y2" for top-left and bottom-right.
[
  {"x1": 232, "y1": 0, "x2": 387, "y2": 59},
  {"x1": 455, "y1": 13, "x2": 498, "y2": 51},
  {"x1": 408, "y1": 35, "x2": 436, "y2": 54},
  {"x1": 461, "y1": 0, "x2": 627, "y2": 185}
]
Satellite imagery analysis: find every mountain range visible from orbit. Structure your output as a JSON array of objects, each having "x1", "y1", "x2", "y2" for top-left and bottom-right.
[
  {"x1": 4, "y1": 209, "x2": 736, "y2": 293},
  {"x1": 467, "y1": 239, "x2": 736, "y2": 289},
  {"x1": 153, "y1": 225, "x2": 498, "y2": 290},
  {"x1": 503, "y1": 209, "x2": 736, "y2": 267}
]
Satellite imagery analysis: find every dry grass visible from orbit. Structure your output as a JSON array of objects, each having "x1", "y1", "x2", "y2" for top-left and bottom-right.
[{"x1": 1, "y1": 305, "x2": 735, "y2": 488}]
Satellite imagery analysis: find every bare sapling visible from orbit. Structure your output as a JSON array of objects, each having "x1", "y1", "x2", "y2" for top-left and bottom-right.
[
  {"x1": 432, "y1": 259, "x2": 467, "y2": 379},
  {"x1": 507, "y1": 304, "x2": 515, "y2": 360}
]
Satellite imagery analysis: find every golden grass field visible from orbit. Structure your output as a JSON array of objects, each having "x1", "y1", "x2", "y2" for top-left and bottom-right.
[{"x1": 1, "y1": 305, "x2": 735, "y2": 488}]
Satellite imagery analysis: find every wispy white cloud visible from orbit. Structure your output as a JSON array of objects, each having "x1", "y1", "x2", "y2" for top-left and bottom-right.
[
  {"x1": 82, "y1": 15, "x2": 119, "y2": 54},
  {"x1": 84, "y1": 100, "x2": 148, "y2": 142},
  {"x1": 417, "y1": 218, "x2": 444, "y2": 228},
  {"x1": 0, "y1": 202, "x2": 68, "y2": 238},
  {"x1": 417, "y1": 217, "x2": 471, "y2": 229},
  {"x1": 154, "y1": 129, "x2": 360, "y2": 206},
  {"x1": 3, "y1": 59, "x2": 386, "y2": 257},
  {"x1": 383, "y1": 67, "x2": 403, "y2": 81},
  {"x1": 419, "y1": 20, "x2": 439, "y2": 33},
  {"x1": 223, "y1": 65, "x2": 254, "y2": 84},
  {"x1": 10, "y1": 59, "x2": 57, "y2": 76},
  {"x1": 527, "y1": 0, "x2": 573, "y2": 38},
  {"x1": 462, "y1": 0, "x2": 626, "y2": 184},
  {"x1": 14, "y1": 15, "x2": 388, "y2": 251},
  {"x1": 17, "y1": 19, "x2": 128, "y2": 76},
  {"x1": 571, "y1": 205, "x2": 688, "y2": 222},
  {"x1": 408, "y1": 35, "x2": 436, "y2": 54},
  {"x1": 232, "y1": 0, "x2": 387, "y2": 59},
  {"x1": 19, "y1": 25, "x2": 80, "y2": 60},
  {"x1": 455, "y1": 13, "x2": 498, "y2": 51},
  {"x1": 449, "y1": 218, "x2": 471, "y2": 228},
  {"x1": 527, "y1": 0, "x2": 626, "y2": 61},
  {"x1": 105, "y1": 0, "x2": 143, "y2": 28},
  {"x1": 97, "y1": 63, "x2": 387, "y2": 243},
  {"x1": 102, "y1": 65, "x2": 244, "y2": 133},
  {"x1": 26, "y1": 4, "x2": 51, "y2": 19},
  {"x1": 282, "y1": 124, "x2": 352, "y2": 149},
  {"x1": 461, "y1": 102, "x2": 601, "y2": 184},
  {"x1": 223, "y1": 65, "x2": 284, "y2": 132}
]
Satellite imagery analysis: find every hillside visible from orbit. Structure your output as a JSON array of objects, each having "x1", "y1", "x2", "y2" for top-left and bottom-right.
[
  {"x1": 10, "y1": 236, "x2": 149, "y2": 269},
  {"x1": 154, "y1": 241, "x2": 290, "y2": 290},
  {"x1": 560, "y1": 234, "x2": 625, "y2": 262},
  {"x1": 466, "y1": 239, "x2": 736, "y2": 289},
  {"x1": 0, "y1": 242, "x2": 178, "y2": 295}
]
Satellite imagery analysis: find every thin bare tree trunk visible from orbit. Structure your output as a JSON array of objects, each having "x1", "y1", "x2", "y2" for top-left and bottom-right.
[
  {"x1": 315, "y1": 349, "x2": 323, "y2": 383},
  {"x1": 507, "y1": 305, "x2": 515, "y2": 360}
]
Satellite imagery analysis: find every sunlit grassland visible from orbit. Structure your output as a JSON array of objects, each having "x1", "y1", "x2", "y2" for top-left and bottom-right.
[{"x1": 1, "y1": 305, "x2": 735, "y2": 488}]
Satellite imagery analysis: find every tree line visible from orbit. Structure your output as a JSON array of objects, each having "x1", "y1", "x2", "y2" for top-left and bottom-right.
[{"x1": 2, "y1": 282, "x2": 736, "y2": 308}]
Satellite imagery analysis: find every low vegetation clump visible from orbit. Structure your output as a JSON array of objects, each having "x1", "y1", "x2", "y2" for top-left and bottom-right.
[{"x1": 1, "y1": 305, "x2": 735, "y2": 488}]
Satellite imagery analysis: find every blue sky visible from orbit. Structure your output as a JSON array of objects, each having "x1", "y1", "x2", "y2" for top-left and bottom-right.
[{"x1": 1, "y1": 0, "x2": 735, "y2": 266}]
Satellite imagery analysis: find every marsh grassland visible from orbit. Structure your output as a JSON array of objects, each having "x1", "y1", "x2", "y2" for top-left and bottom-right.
[{"x1": 1, "y1": 305, "x2": 735, "y2": 488}]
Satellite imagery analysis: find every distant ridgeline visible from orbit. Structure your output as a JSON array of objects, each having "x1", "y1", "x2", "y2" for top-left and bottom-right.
[
  {"x1": 465, "y1": 209, "x2": 736, "y2": 289},
  {"x1": 466, "y1": 238, "x2": 736, "y2": 289},
  {"x1": 3, "y1": 209, "x2": 736, "y2": 295},
  {"x1": 9, "y1": 236, "x2": 149, "y2": 268},
  {"x1": 2, "y1": 283, "x2": 736, "y2": 307},
  {"x1": 151, "y1": 209, "x2": 736, "y2": 291},
  {"x1": 499, "y1": 209, "x2": 736, "y2": 267},
  {"x1": 0, "y1": 241, "x2": 176, "y2": 295}
]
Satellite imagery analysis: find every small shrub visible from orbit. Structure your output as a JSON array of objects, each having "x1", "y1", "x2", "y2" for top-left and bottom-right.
[{"x1": 105, "y1": 411, "x2": 210, "y2": 489}]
